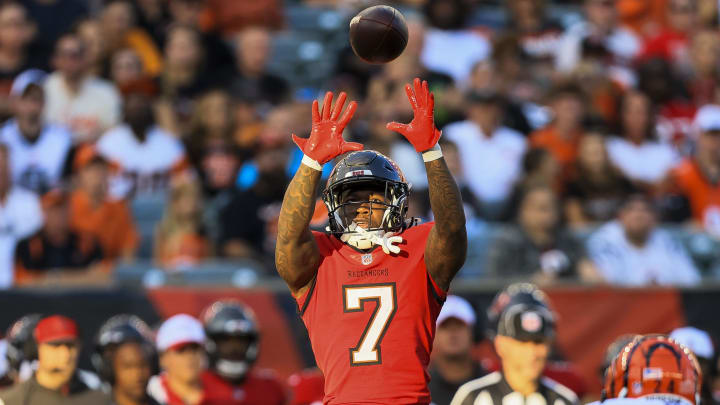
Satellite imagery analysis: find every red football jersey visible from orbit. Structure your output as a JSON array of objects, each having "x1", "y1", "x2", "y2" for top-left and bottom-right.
[
  {"x1": 150, "y1": 370, "x2": 286, "y2": 405},
  {"x1": 296, "y1": 222, "x2": 446, "y2": 405}
]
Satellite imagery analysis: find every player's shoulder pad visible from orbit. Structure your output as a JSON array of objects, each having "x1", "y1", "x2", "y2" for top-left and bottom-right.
[
  {"x1": 450, "y1": 371, "x2": 502, "y2": 405},
  {"x1": 254, "y1": 368, "x2": 281, "y2": 381},
  {"x1": 541, "y1": 377, "x2": 579, "y2": 404}
]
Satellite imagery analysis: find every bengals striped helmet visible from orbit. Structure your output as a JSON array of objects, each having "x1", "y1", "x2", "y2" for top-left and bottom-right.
[{"x1": 603, "y1": 334, "x2": 703, "y2": 405}]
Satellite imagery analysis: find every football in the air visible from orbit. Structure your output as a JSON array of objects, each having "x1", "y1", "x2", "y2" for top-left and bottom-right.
[{"x1": 349, "y1": 5, "x2": 408, "y2": 64}]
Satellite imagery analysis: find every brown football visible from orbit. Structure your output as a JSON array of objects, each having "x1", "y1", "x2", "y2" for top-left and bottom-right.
[{"x1": 349, "y1": 5, "x2": 408, "y2": 64}]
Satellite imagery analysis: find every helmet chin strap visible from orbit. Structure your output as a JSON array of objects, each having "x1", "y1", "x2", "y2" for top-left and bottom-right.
[
  {"x1": 339, "y1": 222, "x2": 402, "y2": 254},
  {"x1": 216, "y1": 359, "x2": 249, "y2": 380}
]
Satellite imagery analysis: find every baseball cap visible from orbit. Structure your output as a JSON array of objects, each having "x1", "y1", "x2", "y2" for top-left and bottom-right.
[
  {"x1": 73, "y1": 144, "x2": 107, "y2": 172},
  {"x1": 156, "y1": 314, "x2": 205, "y2": 352},
  {"x1": 34, "y1": 315, "x2": 79, "y2": 344},
  {"x1": 437, "y1": 295, "x2": 476, "y2": 326},
  {"x1": 10, "y1": 69, "x2": 47, "y2": 97},
  {"x1": 694, "y1": 104, "x2": 720, "y2": 133},
  {"x1": 669, "y1": 326, "x2": 714, "y2": 360},
  {"x1": 497, "y1": 302, "x2": 555, "y2": 342}
]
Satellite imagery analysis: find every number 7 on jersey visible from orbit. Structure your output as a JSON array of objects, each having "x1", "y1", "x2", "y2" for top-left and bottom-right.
[{"x1": 343, "y1": 283, "x2": 397, "y2": 366}]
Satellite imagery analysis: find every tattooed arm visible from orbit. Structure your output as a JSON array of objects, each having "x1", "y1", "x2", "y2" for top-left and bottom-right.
[
  {"x1": 275, "y1": 165, "x2": 322, "y2": 296},
  {"x1": 386, "y1": 78, "x2": 466, "y2": 290},
  {"x1": 275, "y1": 91, "x2": 362, "y2": 296},
  {"x1": 424, "y1": 157, "x2": 467, "y2": 290}
]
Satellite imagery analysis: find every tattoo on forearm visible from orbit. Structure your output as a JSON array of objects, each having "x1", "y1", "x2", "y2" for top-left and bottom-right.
[
  {"x1": 424, "y1": 158, "x2": 467, "y2": 289},
  {"x1": 275, "y1": 165, "x2": 322, "y2": 288}
]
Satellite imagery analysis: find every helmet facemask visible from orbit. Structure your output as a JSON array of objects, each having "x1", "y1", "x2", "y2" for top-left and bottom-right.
[{"x1": 323, "y1": 178, "x2": 409, "y2": 237}]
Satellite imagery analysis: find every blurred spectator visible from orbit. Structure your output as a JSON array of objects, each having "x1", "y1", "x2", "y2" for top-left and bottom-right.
[
  {"x1": 450, "y1": 295, "x2": 578, "y2": 405},
  {"x1": 616, "y1": 0, "x2": 666, "y2": 36},
  {"x1": 638, "y1": 58, "x2": 697, "y2": 153},
  {"x1": 201, "y1": 300, "x2": 286, "y2": 404},
  {"x1": 287, "y1": 368, "x2": 324, "y2": 405},
  {"x1": 22, "y1": 0, "x2": 87, "y2": 63},
  {"x1": 100, "y1": 0, "x2": 163, "y2": 77},
  {"x1": 487, "y1": 185, "x2": 600, "y2": 283},
  {"x1": 69, "y1": 145, "x2": 139, "y2": 261},
  {"x1": 198, "y1": 0, "x2": 283, "y2": 36},
  {"x1": 0, "y1": 2, "x2": 44, "y2": 119},
  {"x1": 669, "y1": 327, "x2": 717, "y2": 405},
  {"x1": 586, "y1": 194, "x2": 701, "y2": 285},
  {"x1": 564, "y1": 133, "x2": 636, "y2": 226},
  {"x1": 668, "y1": 104, "x2": 720, "y2": 237},
  {"x1": 133, "y1": 0, "x2": 169, "y2": 44},
  {"x1": 197, "y1": 138, "x2": 241, "y2": 247},
  {"x1": 441, "y1": 138, "x2": 483, "y2": 219},
  {"x1": 110, "y1": 48, "x2": 144, "y2": 88},
  {"x1": 4, "y1": 314, "x2": 42, "y2": 384},
  {"x1": 0, "y1": 143, "x2": 43, "y2": 288},
  {"x1": 420, "y1": 0, "x2": 491, "y2": 84},
  {"x1": 444, "y1": 91, "x2": 527, "y2": 220},
  {"x1": 556, "y1": 0, "x2": 641, "y2": 86},
  {"x1": 97, "y1": 77, "x2": 189, "y2": 199},
  {"x1": 503, "y1": 0, "x2": 564, "y2": 78},
  {"x1": 92, "y1": 315, "x2": 158, "y2": 405},
  {"x1": 186, "y1": 89, "x2": 234, "y2": 165},
  {"x1": 231, "y1": 26, "x2": 289, "y2": 107},
  {"x1": 220, "y1": 139, "x2": 289, "y2": 260},
  {"x1": 640, "y1": 0, "x2": 696, "y2": 69},
  {"x1": 167, "y1": 0, "x2": 235, "y2": 78},
  {"x1": 503, "y1": 147, "x2": 561, "y2": 220},
  {"x1": 429, "y1": 295, "x2": 485, "y2": 405},
  {"x1": 76, "y1": 18, "x2": 107, "y2": 78},
  {"x1": 530, "y1": 84, "x2": 586, "y2": 174},
  {"x1": 156, "y1": 24, "x2": 217, "y2": 136},
  {"x1": 606, "y1": 90, "x2": 678, "y2": 187},
  {"x1": 44, "y1": 33, "x2": 122, "y2": 144},
  {"x1": 686, "y1": 30, "x2": 720, "y2": 107},
  {"x1": 154, "y1": 176, "x2": 211, "y2": 270},
  {"x1": 14, "y1": 190, "x2": 104, "y2": 285},
  {"x1": 0, "y1": 315, "x2": 112, "y2": 404},
  {"x1": 0, "y1": 69, "x2": 71, "y2": 195}
]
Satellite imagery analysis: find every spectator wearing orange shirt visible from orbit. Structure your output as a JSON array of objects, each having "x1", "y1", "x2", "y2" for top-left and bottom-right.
[
  {"x1": 69, "y1": 145, "x2": 138, "y2": 261},
  {"x1": 669, "y1": 104, "x2": 720, "y2": 237},
  {"x1": 154, "y1": 176, "x2": 211, "y2": 270},
  {"x1": 530, "y1": 84, "x2": 586, "y2": 175}
]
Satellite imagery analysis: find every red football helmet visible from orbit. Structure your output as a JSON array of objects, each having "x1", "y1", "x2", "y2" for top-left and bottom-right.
[{"x1": 603, "y1": 334, "x2": 702, "y2": 405}]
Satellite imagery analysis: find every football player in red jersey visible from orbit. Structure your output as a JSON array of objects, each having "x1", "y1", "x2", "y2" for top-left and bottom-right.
[
  {"x1": 275, "y1": 77, "x2": 467, "y2": 404},
  {"x1": 200, "y1": 300, "x2": 286, "y2": 405}
]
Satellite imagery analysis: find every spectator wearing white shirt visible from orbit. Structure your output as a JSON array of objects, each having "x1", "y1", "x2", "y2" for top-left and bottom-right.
[
  {"x1": 420, "y1": 0, "x2": 490, "y2": 84},
  {"x1": 444, "y1": 91, "x2": 527, "y2": 220},
  {"x1": 43, "y1": 33, "x2": 121, "y2": 144},
  {"x1": 97, "y1": 77, "x2": 189, "y2": 200},
  {"x1": 606, "y1": 90, "x2": 678, "y2": 187},
  {"x1": 0, "y1": 143, "x2": 43, "y2": 288},
  {"x1": 587, "y1": 194, "x2": 700, "y2": 286},
  {"x1": 0, "y1": 69, "x2": 71, "y2": 195},
  {"x1": 555, "y1": 0, "x2": 641, "y2": 87}
]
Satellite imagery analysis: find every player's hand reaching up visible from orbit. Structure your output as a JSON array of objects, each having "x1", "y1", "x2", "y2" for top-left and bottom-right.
[
  {"x1": 292, "y1": 91, "x2": 364, "y2": 168},
  {"x1": 386, "y1": 78, "x2": 442, "y2": 153}
]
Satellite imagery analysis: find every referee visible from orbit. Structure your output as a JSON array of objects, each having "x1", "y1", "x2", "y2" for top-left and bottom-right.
[{"x1": 449, "y1": 298, "x2": 578, "y2": 405}]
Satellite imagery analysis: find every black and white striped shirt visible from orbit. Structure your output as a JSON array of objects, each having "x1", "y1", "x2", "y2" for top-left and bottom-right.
[{"x1": 449, "y1": 371, "x2": 579, "y2": 405}]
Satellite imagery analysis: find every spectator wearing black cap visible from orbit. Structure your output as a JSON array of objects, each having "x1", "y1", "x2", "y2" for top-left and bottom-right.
[
  {"x1": 92, "y1": 315, "x2": 159, "y2": 405},
  {"x1": 429, "y1": 295, "x2": 486, "y2": 405},
  {"x1": 450, "y1": 297, "x2": 578, "y2": 405},
  {"x1": 443, "y1": 91, "x2": 527, "y2": 220},
  {"x1": 0, "y1": 69, "x2": 71, "y2": 195},
  {"x1": 0, "y1": 315, "x2": 112, "y2": 405}
]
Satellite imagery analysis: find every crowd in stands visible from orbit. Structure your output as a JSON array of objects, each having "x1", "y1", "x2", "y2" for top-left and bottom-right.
[{"x1": 0, "y1": 0, "x2": 717, "y2": 287}]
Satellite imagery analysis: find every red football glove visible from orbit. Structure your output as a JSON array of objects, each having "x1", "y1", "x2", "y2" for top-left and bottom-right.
[
  {"x1": 292, "y1": 91, "x2": 363, "y2": 165},
  {"x1": 386, "y1": 78, "x2": 442, "y2": 153}
]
